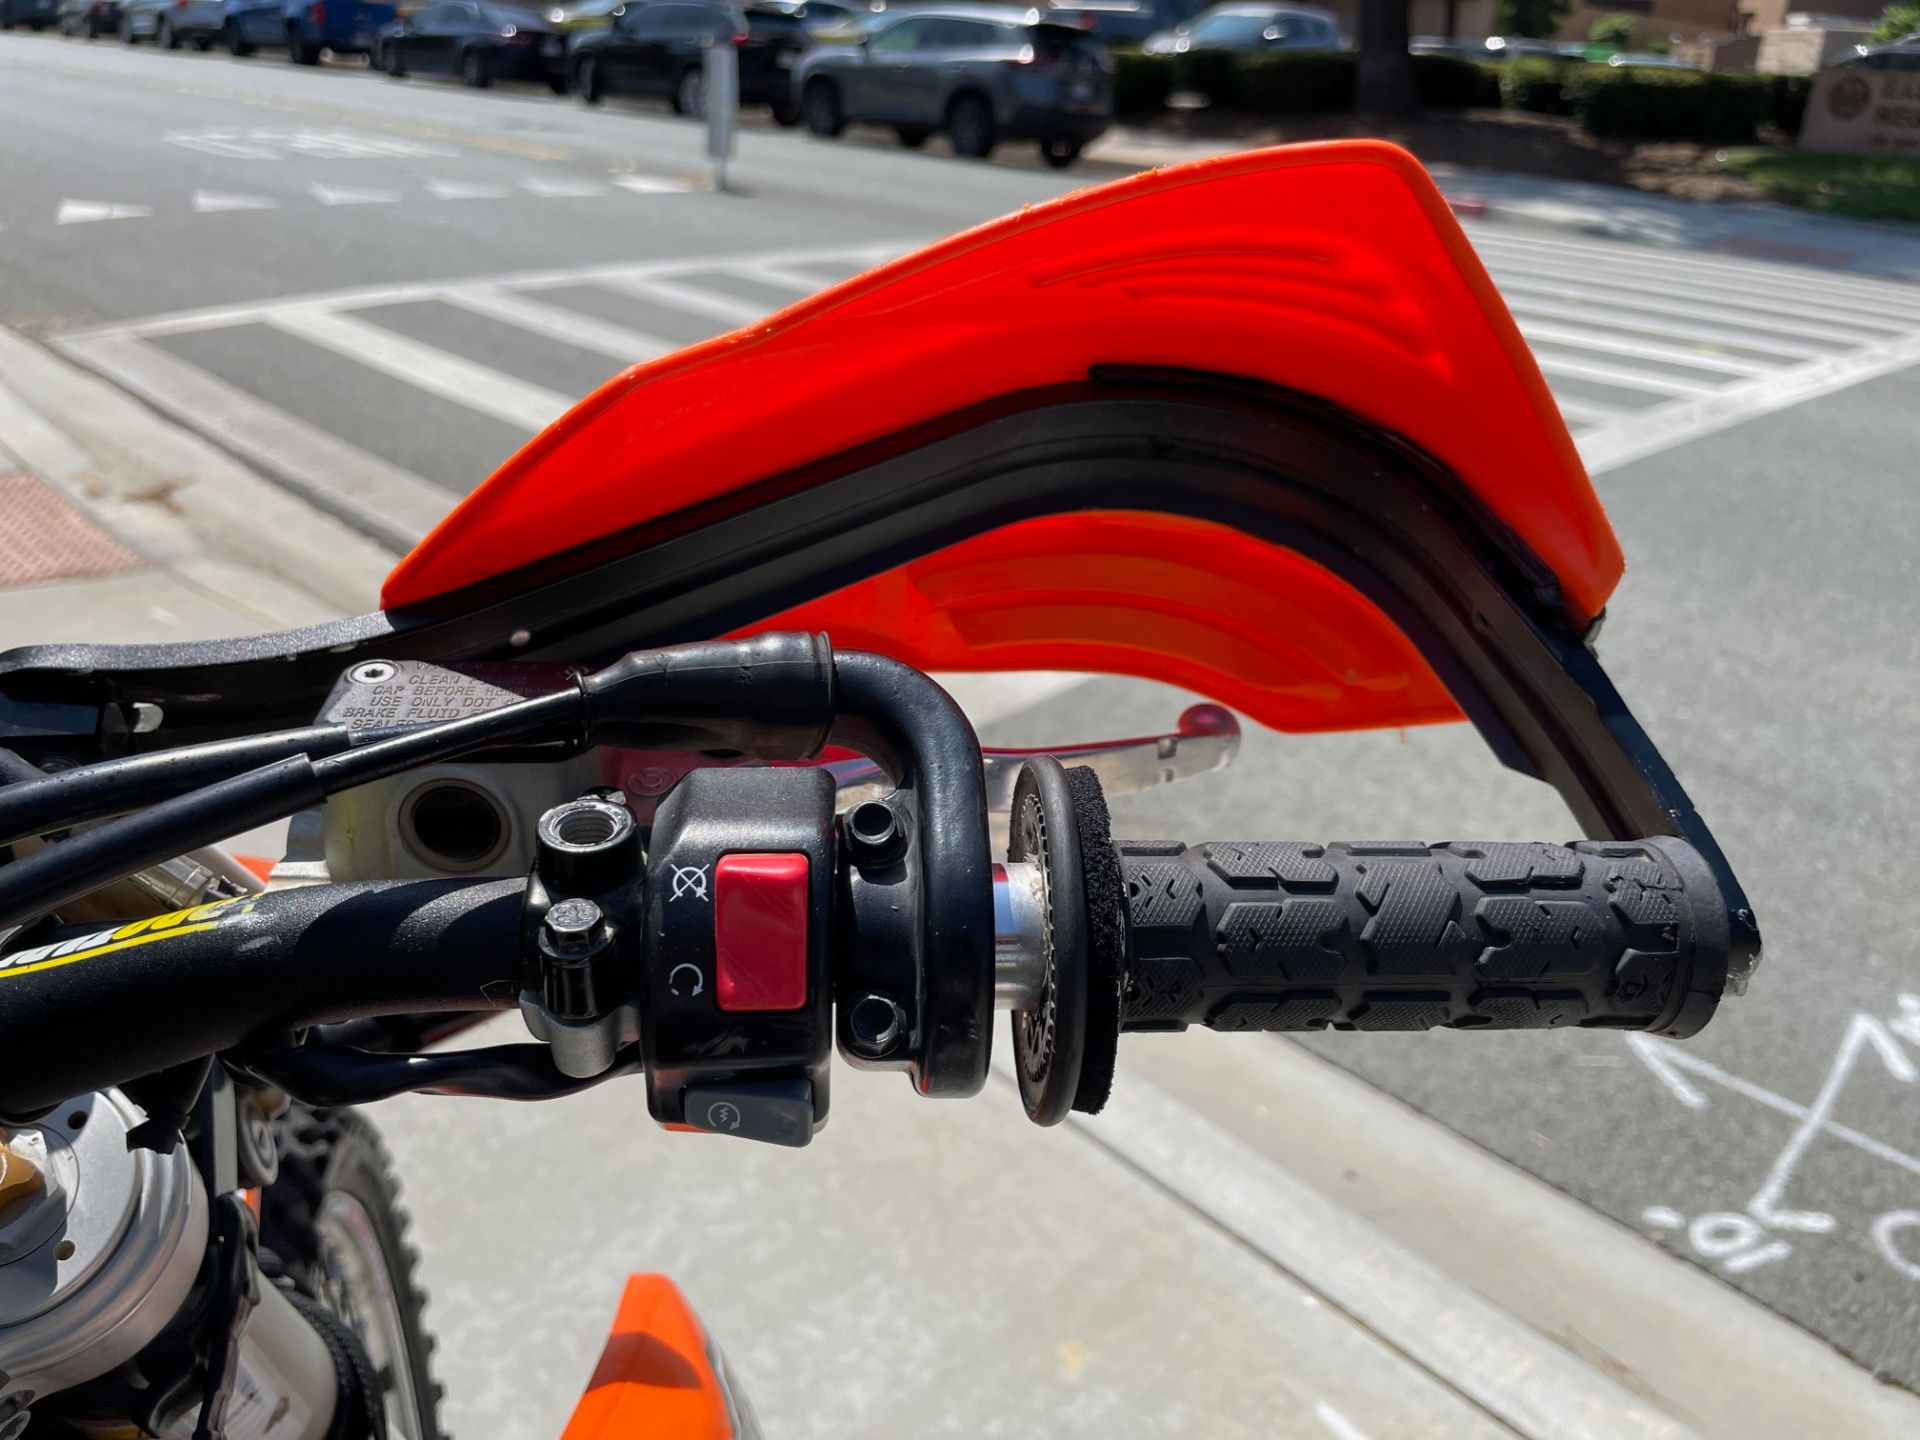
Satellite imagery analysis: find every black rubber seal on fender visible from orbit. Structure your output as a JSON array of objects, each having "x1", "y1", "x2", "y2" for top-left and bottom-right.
[{"x1": 1065, "y1": 765, "x2": 1122, "y2": 1115}]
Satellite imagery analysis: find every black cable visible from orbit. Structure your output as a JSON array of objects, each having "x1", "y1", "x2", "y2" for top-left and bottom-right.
[
  {"x1": 236, "y1": 1042, "x2": 639, "y2": 1105},
  {"x1": 0, "y1": 688, "x2": 582, "y2": 934},
  {"x1": 0, "y1": 727, "x2": 354, "y2": 848}
]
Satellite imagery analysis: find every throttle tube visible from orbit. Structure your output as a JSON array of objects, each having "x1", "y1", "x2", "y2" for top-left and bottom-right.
[
  {"x1": 1120, "y1": 838, "x2": 1731, "y2": 1039},
  {"x1": 0, "y1": 879, "x2": 524, "y2": 1113}
]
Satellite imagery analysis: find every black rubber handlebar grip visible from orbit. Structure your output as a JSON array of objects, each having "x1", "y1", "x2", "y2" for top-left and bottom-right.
[{"x1": 1118, "y1": 838, "x2": 1730, "y2": 1039}]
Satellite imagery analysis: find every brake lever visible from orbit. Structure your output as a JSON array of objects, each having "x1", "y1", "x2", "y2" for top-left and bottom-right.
[{"x1": 828, "y1": 703, "x2": 1241, "y2": 812}]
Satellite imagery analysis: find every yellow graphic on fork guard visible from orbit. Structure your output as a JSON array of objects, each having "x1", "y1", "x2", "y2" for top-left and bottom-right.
[{"x1": 0, "y1": 895, "x2": 258, "y2": 982}]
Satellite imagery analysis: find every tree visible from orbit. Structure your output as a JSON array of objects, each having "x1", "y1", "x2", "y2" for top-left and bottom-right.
[
  {"x1": 1870, "y1": 2, "x2": 1920, "y2": 42},
  {"x1": 1355, "y1": 0, "x2": 1416, "y2": 118},
  {"x1": 1496, "y1": 0, "x2": 1571, "y2": 39},
  {"x1": 1588, "y1": 12, "x2": 1637, "y2": 47}
]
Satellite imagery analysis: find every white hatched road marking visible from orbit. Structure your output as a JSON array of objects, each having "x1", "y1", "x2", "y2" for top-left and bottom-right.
[
  {"x1": 425, "y1": 179, "x2": 511, "y2": 202},
  {"x1": 265, "y1": 307, "x2": 575, "y2": 432},
  {"x1": 309, "y1": 183, "x2": 402, "y2": 207},
  {"x1": 438, "y1": 286, "x2": 672, "y2": 364},
  {"x1": 47, "y1": 234, "x2": 1920, "y2": 543},
  {"x1": 603, "y1": 276, "x2": 771, "y2": 328}
]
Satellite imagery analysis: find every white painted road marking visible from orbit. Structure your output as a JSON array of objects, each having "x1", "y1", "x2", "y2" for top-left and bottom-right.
[
  {"x1": 49, "y1": 233, "x2": 1920, "y2": 539},
  {"x1": 425, "y1": 179, "x2": 510, "y2": 202},
  {"x1": 191, "y1": 190, "x2": 278, "y2": 213},
  {"x1": 1314, "y1": 1401, "x2": 1374, "y2": 1440},
  {"x1": 265, "y1": 306, "x2": 575, "y2": 432},
  {"x1": 56, "y1": 199, "x2": 152, "y2": 224},
  {"x1": 309, "y1": 183, "x2": 402, "y2": 207}
]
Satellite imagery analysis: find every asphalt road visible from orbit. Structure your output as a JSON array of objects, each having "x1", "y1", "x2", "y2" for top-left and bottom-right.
[{"x1": 5, "y1": 26, "x2": 1920, "y2": 1407}]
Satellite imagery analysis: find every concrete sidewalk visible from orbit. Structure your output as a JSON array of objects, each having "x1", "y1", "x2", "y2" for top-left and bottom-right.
[{"x1": 1086, "y1": 128, "x2": 1920, "y2": 282}]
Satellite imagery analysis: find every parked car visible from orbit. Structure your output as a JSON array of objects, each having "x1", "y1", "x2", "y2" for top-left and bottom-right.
[
  {"x1": 1039, "y1": 0, "x2": 1204, "y2": 47},
  {"x1": 534, "y1": 0, "x2": 624, "y2": 33},
  {"x1": 1408, "y1": 33, "x2": 1483, "y2": 57},
  {"x1": 569, "y1": 1, "x2": 809, "y2": 122},
  {"x1": 119, "y1": 0, "x2": 224, "y2": 45},
  {"x1": 1140, "y1": 1, "x2": 1341, "y2": 56},
  {"x1": 57, "y1": 0, "x2": 121, "y2": 33},
  {"x1": 794, "y1": 5, "x2": 1113, "y2": 166},
  {"x1": 761, "y1": 0, "x2": 867, "y2": 33},
  {"x1": 379, "y1": 1, "x2": 567, "y2": 88},
  {"x1": 1844, "y1": 35, "x2": 1920, "y2": 70},
  {"x1": 223, "y1": 0, "x2": 393, "y2": 59},
  {"x1": 2, "y1": 0, "x2": 63, "y2": 28}
]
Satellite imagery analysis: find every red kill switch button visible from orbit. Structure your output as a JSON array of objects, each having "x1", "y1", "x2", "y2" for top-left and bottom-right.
[{"x1": 713, "y1": 853, "x2": 810, "y2": 1012}]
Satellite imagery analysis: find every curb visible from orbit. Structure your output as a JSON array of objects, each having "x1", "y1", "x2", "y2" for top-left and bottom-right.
[{"x1": 0, "y1": 323, "x2": 396, "y2": 627}]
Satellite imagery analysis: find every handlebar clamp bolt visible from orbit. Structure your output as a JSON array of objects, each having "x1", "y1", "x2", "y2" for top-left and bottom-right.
[
  {"x1": 844, "y1": 800, "x2": 906, "y2": 869},
  {"x1": 541, "y1": 897, "x2": 607, "y2": 956},
  {"x1": 847, "y1": 992, "x2": 906, "y2": 1058}
]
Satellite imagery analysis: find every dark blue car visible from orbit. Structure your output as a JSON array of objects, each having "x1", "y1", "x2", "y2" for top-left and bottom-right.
[
  {"x1": 1, "y1": 0, "x2": 63, "y2": 29},
  {"x1": 223, "y1": 0, "x2": 395, "y2": 61}
]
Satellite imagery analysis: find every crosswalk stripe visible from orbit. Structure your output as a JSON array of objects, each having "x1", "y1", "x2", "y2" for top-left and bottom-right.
[
  {"x1": 1548, "y1": 395, "x2": 1636, "y2": 426},
  {"x1": 740, "y1": 262, "x2": 845, "y2": 293},
  {"x1": 1477, "y1": 241, "x2": 1920, "y2": 335},
  {"x1": 1579, "y1": 329, "x2": 1920, "y2": 475},
  {"x1": 1486, "y1": 272, "x2": 1895, "y2": 349},
  {"x1": 603, "y1": 276, "x2": 768, "y2": 328},
  {"x1": 1530, "y1": 349, "x2": 1722, "y2": 398},
  {"x1": 439, "y1": 287, "x2": 673, "y2": 365},
  {"x1": 1500, "y1": 293, "x2": 1837, "y2": 363},
  {"x1": 1469, "y1": 227, "x2": 1920, "y2": 319},
  {"x1": 1514, "y1": 320, "x2": 1772, "y2": 378},
  {"x1": 266, "y1": 307, "x2": 578, "y2": 432},
  {"x1": 54, "y1": 331, "x2": 451, "y2": 548},
  {"x1": 309, "y1": 184, "x2": 402, "y2": 206}
]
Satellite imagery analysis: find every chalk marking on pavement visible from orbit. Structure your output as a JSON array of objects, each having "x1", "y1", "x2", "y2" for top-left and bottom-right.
[
  {"x1": 1531, "y1": 350, "x2": 1722, "y2": 398},
  {"x1": 1468, "y1": 226, "x2": 1920, "y2": 321},
  {"x1": 438, "y1": 287, "x2": 672, "y2": 365},
  {"x1": 192, "y1": 190, "x2": 279, "y2": 213},
  {"x1": 1060, "y1": 1064, "x2": 1699, "y2": 1440},
  {"x1": 603, "y1": 277, "x2": 770, "y2": 328},
  {"x1": 1314, "y1": 1401, "x2": 1373, "y2": 1440},
  {"x1": 57, "y1": 241, "x2": 916, "y2": 342},
  {"x1": 1580, "y1": 329, "x2": 1920, "y2": 474},
  {"x1": 1627, "y1": 998, "x2": 1920, "y2": 1286},
  {"x1": 1515, "y1": 320, "x2": 1772, "y2": 378},
  {"x1": 53, "y1": 330, "x2": 451, "y2": 549},
  {"x1": 56, "y1": 200, "x2": 152, "y2": 225},
  {"x1": 309, "y1": 183, "x2": 402, "y2": 206},
  {"x1": 265, "y1": 307, "x2": 576, "y2": 432},
  {"x1": 425, "y1": 179, "x2": 510, "y2": 201},
  {"x1": 1483, "y1": 270, "x2": 1903, "y2": 350}
]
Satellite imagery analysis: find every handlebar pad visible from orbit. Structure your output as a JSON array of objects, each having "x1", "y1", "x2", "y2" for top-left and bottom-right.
[{"x1": 1118, "y1": 838, "x2": 1728, "y2": 1038}]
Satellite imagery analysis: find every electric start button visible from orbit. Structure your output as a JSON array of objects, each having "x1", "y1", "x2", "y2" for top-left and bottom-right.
[{"x1": 714, "y1": 853, "x2": 810, "y2": 1012}]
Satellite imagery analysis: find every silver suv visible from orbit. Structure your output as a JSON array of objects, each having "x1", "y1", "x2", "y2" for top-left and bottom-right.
[{"x1": 793, "y1": 4, "x2": 1115, "y2": 167}]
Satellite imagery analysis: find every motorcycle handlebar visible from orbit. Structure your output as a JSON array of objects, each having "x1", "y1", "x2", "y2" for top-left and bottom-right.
[
  {"x1": 1118, "y1": 837, "x2": 1727, "y2": 1037},
  {"x1": 0, "y1": 880, "x2": 525, "y2": 1114},
  {"x1": 0, "y1": 832, "x2": 1734, "y2": 1118}
]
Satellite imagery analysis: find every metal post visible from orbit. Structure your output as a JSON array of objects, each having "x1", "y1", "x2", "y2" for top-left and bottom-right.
[{"x1": 703, "y1": 35, "x2": 739, "y2": 193}]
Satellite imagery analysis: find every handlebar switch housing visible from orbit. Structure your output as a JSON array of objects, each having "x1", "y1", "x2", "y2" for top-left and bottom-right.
[{"x1": 641, "y1": 767, "x2": 837, "y2": 1143}]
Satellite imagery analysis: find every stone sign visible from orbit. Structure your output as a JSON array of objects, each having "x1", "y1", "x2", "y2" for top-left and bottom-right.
[{"x1": 1800, "y1": 65, "x2": 1920, "y2": 156}]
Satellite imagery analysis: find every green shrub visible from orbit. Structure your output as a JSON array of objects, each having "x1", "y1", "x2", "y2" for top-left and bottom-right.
[
  {"x1": 1501, "y1": 55, "x2": 1576, "y2": 114},
  {"x1": 1412, "y1": 53, "x2": 1502, "y2": 108},
  {"x1": 1113, "y1": 50, "x2": 1174, "y2": 118},
  {"x1": 1766, "y1": 73, "x2": 1813, "y2": 138},
  {"x1": 1223, "y1": 51, "x2": 1356, "y2": 113},
  {"x1": 1870, "y1": 2, "x2": 1920, "y2": 44},
  {"x1": 1587, "y1": 11, "x2": 1637, "y2": 48},
  {"x1": 1171, "y1": 49, "x2": 1355, "y2": 114},
  {"x1": 1568, "y1": 67, "x2": 1771, "y2": 143}
]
